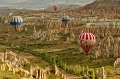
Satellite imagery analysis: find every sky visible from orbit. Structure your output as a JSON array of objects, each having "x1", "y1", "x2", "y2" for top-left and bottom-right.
[{"x1": 0, "y1": 0, "x2": 95, "y2": 9}]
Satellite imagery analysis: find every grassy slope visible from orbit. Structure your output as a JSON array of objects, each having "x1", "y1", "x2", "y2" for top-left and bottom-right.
[{"x1": 0, "y1": 70, "x2": 21, "y2": 79}]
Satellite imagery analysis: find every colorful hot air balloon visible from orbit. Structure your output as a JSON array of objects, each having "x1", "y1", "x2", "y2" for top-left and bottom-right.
[
  {"x1": 61, "y1": 16, "x2": 70, "y2": 24},
  {"x1": 10, "y1": 16, "x2": 23, "y2": 31},
  {"x1": 53, "y1": 5, "x2": 57, "y2": 11},
  {"x1": 78, "y1": 33, "x2": 96, "y2": 54}
]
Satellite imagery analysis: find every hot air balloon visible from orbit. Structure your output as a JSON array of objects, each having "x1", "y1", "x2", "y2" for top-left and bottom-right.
[
  {"x1": 78, "y1": 33, "x2": 96, "y2": 54},
  {"x1": 61, "y1": 16, "x2": 70, "y2": 24},
  {"x1": 10, "y1": 16, "x2": 23, "y2": 32},
  {"x1": 53, "y1": 5, "x2": 57, "y2": 11}
]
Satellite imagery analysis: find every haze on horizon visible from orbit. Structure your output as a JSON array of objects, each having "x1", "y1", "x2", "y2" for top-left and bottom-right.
[{"x1": 0, "y1": 0, "x2": 95, "y2": 9}]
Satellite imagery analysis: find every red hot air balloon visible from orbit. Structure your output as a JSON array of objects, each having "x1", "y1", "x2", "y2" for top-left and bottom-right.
[
  {"x1": 53, "y1": 5, "x2": 57, "y2": 11},
  {"x1": 78, "y1": 33, "x2": 96, "y2": 54}
]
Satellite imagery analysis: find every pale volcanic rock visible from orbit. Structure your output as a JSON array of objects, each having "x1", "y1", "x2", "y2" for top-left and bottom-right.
[
  {"x1": 113, "y1": 58, "x2": 120, "y2": 66},
  {"x1": 97, "y1": 67, "x2": 106, "y2": 79},
  {"x1": 0, "y1": 53, "x2": 5, "y2": 62},
  {"x1": 3, "y1": 50, "x2": 30, "y2": 67}
]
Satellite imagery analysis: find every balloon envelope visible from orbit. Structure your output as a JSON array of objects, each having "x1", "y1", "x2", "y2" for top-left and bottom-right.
[
  {"x1": 61, "y1": 16, "x2": 70, "y2": 24},
  {"x1": 10, "y1": 16, "x2": 23, "y2": 27},
  {"x1": 78, "y1": 33, "x2": 96, "y2": 54},
  {"x1": 9, "y1": 16, "x2": 23, "y2": 31},
  {"x1": 53, "y1": 5, "x2": 57, "y2": 11}
]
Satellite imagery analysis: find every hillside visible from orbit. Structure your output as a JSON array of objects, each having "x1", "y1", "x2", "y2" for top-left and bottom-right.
[
  {"x1": 0, "y1": 7, "x2": 34, "y2": 16},
  {"x1": 73, "y1": 0, "x2": 120, "y2": 17},
  {"x1": 46, "y1": 4, "x2": 80, "y2": 12}
]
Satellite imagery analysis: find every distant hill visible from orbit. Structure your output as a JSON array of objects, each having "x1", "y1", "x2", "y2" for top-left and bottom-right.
[
  {"x1": 46, "y1": 4, "x2": 80, "y2": 12},
  {"x1": 0, "y1": 7, "x2": 32, "y2": 16},
  {"x1": 72, "y1": 0, "x2": 120, "y2": 17}
]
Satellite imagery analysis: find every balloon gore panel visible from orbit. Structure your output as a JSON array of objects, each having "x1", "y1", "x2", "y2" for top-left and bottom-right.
[{"x1": 10, "y1": 22, "x2": 23, "y2": 25}]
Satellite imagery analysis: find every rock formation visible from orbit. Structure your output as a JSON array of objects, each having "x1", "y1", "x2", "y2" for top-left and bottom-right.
[
  {"x1": 113, "y1": 58, "x2": 120, "y2": 66},
  {"x1": 0, "y1": 50, "x2": 49, "y2": 79}
]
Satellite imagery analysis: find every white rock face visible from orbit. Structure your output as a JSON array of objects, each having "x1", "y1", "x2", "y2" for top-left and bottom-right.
[
  {"x1": 29, "y1": 66, "x2": 48, "y2": 79},
  {"x1": 0, "y1": 50, "x2": 48, "y2": 79},
  {"x1": 0, "y1": 53, "x2": 5, "y2": 62},
  {"x1": 0, "y1": 63, "x2": 30, "y2": 78},
  {"x1": 0, "y1": 50, "x2": 30, "y2": 67},
  {"x1": 113, "y1": 58, "x2": 120, "y2": 66}
]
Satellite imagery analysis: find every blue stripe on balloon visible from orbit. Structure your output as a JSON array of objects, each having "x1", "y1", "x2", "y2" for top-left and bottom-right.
[
  {"x1": 10, "y1": 22, "x2": 23, "y2": 25},
  {"x1": 62, "y1": 20, "x2": 70, "y2": 22}
]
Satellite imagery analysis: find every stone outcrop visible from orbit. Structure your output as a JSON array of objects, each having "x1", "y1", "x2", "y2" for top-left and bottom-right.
[
  {"x1": 113, "y1": 58, "x2": 120, "y2": 66},
  {"x1": 0, "y1": 50, "x2": 49, "y2": 79},
  {"x1": 0, "y1": 50, "x2": 30, "y2": 67},
  {"x1": 0, "y1": 63, "x2": 30, "y2": 78},
  {"x1": 29, "y1": 66, "x2": 49, "y2": 79},
  {"x1": 0, "y1": 53, "x2": 5, "y2": 62}
]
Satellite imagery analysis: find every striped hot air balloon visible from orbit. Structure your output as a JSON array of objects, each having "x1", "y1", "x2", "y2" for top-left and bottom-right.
[
  {"x1": 10, "y1": 16, "x2": 23, "y2": 31},
  {"x1": 61, "y1": 16, "x2": 70, "y2": 24},
  {"x1": 78, "y1": 33, "x2": 96, "y2": 54}
]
